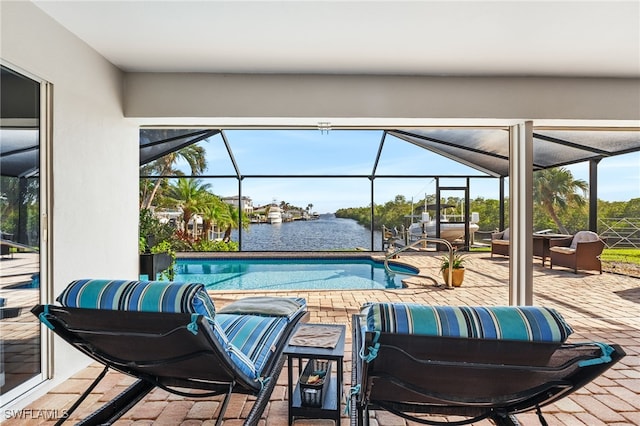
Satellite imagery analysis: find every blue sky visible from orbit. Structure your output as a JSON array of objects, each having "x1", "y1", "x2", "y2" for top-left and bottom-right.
[{"x1": 174, "y1": 130, "x2": 640, "y2": 214}]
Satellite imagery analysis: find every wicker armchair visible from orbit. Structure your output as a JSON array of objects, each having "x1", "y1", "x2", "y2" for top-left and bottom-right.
[
  {"x1": 491, "y1": 228, "x2": 510, "y2": 258},
  {"x1": 1, "y1": 232, "x2": 13, "y2": 258},
  {"x1": 549, "y1": 231, "x2": 605, "y2": 274}
]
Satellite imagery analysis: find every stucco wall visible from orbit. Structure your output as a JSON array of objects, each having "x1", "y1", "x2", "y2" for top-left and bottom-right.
[
  {"x1": 124, "y1": 73, "x2": 640, "y2": 123},
  {"x1": 1, "y1": 0, "x2": 139, "y2": 403}
]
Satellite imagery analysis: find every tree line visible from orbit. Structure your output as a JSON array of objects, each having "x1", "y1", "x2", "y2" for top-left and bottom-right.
[{"x1": 336, "y1": 168, "x2": 640, "y2": 235}]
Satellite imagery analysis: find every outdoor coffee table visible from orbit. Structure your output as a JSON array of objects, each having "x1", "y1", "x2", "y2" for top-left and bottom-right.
[
  {"x1": 284, "y1": 323, "x2": 346, "y2": 425},
  {"x1": 533, "y1": 233, "x2": 572, "y2": 266}
]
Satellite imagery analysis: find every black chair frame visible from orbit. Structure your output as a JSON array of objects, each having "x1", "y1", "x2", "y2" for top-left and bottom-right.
[
  {"x1": 350, "y1": 314, "x2": 625, "y2": 426},
  {"x1": 33, "y1": 305, "x2": 306, "y2": 426}
]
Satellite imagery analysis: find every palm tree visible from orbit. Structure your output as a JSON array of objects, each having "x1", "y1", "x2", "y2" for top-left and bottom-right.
[
  {"x1": 533, "y1": 167, "x2": 588, "y2": 234},
  {"x1": 200, "y1": 195, "x2": 221, "y2": 239},
  {"x1": 141, "y1": 144, "x2": 207, "y2": 209},
  {"x1": 200, "y1": 194, "x2": 238, "y2": 240},
  {"x1": 164, "y1": 178, "x2": 211, "y2": 233}
]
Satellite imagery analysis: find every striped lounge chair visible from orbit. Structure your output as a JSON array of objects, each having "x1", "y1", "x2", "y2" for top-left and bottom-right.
[
  {"x1": 32, "y1": 279, "x2": 307, "y2": 426},
  {"x1": 350, "y1": 302, "x2": 625, "y2": 426}
]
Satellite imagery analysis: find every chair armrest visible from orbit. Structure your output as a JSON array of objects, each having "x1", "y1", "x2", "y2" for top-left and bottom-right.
[
  {"x1": 575, "y1": 239, "x2": 605, "y2": 256},
  {"x1": 549, "y1": 237, "x2": 573, "y2": 248}
]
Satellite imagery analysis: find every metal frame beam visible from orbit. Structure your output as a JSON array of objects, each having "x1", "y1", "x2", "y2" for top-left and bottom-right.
[{"x1": 589, "y1": 159, "x2": 601, "y2": 232}]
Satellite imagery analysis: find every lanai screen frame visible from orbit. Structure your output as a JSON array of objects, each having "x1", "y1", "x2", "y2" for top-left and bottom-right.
[
  {"x1": 140, "y1": 127, "x2": 500, "y2": 251},
  {"x1": 139, "y1": 126, "x2": 640, "y2": 251}
]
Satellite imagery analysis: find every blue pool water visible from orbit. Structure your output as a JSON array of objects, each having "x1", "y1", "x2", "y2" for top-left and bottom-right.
[
  {"x1": 7, "y1": 274, "x2": 40, "y2": 289},
  {"x1": 174, "y1": 257, "x2": 417, "y2": 290}
]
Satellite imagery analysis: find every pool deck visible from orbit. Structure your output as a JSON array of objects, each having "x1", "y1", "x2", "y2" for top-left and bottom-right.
[{"x1": 4, "y1": 251, "x2": 640, "y2": 425}]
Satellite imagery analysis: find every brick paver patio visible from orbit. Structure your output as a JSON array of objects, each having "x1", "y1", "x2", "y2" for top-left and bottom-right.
[{"x1": 3, "y1": 251, "x2": 639, "y2": 425}]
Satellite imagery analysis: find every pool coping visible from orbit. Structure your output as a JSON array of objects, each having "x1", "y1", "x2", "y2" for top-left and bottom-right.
[
  {"x1": 176, "y1": 250, "x2": 387, "y2": 259},
  {"x1": 176, "y1": 250, "x2": 413, "y2": 271}
]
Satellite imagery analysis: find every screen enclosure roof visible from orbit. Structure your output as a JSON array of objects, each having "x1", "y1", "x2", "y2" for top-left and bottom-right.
[{"x1": 139, "y1": 127, "x2": 640, "y2": 179}]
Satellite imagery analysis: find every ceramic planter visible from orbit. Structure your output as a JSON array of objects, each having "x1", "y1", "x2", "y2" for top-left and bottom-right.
[{"x1": 442, "y1": 268, "x2": 465, "y2": 287}]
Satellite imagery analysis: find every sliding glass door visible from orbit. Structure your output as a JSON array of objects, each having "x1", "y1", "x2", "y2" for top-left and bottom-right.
[{"x1": 0, "y1": 64, "x2": 49, "y2": 406}]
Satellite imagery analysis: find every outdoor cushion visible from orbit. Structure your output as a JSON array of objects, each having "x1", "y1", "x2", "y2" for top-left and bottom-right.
[
  {"x1": 57, "y1": 279, "x2": 216, "y2": 319},
  {"x1": 570, "y1": 230, "x2": 599, "y2": 249},
  {"x1": 56, "y1": 279, "x2": 308, "y2": 382},
  {"x1": 550, "y1": 246, "x2": 576, "y2": 255},
  {"x1": 351, "y1": 306, "x2": 625, "y2": 426},
  {"x1": 57, "y1": 279, "x2": 231, "y2": 349},
  {"x1": 35, "y1": 281, "x2": 308, "y2": 425},
  {"x1": 491, "y1": 228, "x2": 510, "y2": 241},
  {"x1": 217, "y1": 313, "x2": 294, "y2": 379},
  {"x1": 217, "y1": 297, "x2": 306, "y2": 379},
  {"x1": 363, "y1": 302, "x2": 573, "y2": 343},
  {"x1": 57, "y1": 279, "x2": 309, "y2": 381},
  {"x1": 218, "y1": 296, "x2": 305, "y2": 320}
]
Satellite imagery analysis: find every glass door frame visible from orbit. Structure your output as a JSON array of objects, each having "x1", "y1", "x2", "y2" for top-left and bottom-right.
[{"x1": 0, "y1": 61, "x2": 52, "y2": 408}]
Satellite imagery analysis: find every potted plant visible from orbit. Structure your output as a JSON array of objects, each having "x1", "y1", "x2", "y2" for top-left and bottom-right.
[
  {"x1": 439, "y1": 251, "x2": 467, "y2": 287},
  {"x1": 139, "y1": 209, "x2": 176, "y2": 280}
]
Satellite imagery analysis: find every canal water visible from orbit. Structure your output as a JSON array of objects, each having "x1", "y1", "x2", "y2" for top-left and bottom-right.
[{"x1": 230, "y1": 214, "x2": 384, "y2": 251}]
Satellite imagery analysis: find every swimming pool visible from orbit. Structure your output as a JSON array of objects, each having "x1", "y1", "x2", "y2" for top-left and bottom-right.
[{"x1": 174, "y1": 256, "x2": 417, "y2": 290}]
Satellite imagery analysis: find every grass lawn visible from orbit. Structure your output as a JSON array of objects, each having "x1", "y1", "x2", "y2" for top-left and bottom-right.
[
  {"x1": 470, "y1": 246, "x2": 491, "y2": 253},
  {"x1": 601, "y1": 248, "x2": 640, "y2": 266}
]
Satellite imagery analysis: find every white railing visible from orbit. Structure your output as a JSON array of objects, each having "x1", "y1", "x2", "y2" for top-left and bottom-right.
[{"x1": 599, "y1": 217, "x2": 640, "y2": 249}]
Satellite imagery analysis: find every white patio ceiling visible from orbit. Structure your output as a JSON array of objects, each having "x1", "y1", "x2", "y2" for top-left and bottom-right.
[
  {"x1": 5, "y1": 1, "x2": 639, "y2": 179},
  {"x1": 32, "y1": 1, "x2": 640, "y2": 78}
]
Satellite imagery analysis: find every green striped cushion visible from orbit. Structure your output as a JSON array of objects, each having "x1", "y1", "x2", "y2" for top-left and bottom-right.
[
  {"x1": 364, "y1": 303, "x2": 573, "y2": 343},
  {"x1": 57, "y1": 279, "x2": 216, "y2": 320}
]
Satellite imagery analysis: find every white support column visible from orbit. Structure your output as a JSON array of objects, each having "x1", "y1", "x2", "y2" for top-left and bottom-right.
[{"x1": 509, "y1": 122, "x2": 534, "y2": 306}]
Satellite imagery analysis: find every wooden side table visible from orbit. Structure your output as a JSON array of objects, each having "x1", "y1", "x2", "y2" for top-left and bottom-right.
[{"x1": 284, "y1": 323, "x2": 346, "y2": 425}]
